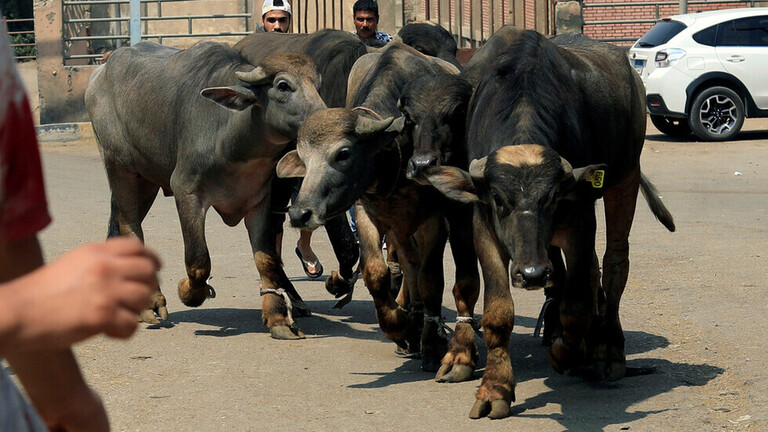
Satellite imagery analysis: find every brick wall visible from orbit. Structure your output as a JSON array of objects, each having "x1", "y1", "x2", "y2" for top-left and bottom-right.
[{"x1": 582, "y1": 1, "x2": 752, "y2": 46}]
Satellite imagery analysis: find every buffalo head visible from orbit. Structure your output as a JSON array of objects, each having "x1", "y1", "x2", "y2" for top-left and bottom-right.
[
  {"x1": 276, "y1": 108, "x2": 405, "y2": 228},
  {"x1": 201, "y1": 52, "x2": 326, "y2": 143},
  {"x1": 423, "y1": 144, "x2": 606, "y2": 290},
  {"x1": 399, "y1": 74, "x2": 472, "y2": 182}
]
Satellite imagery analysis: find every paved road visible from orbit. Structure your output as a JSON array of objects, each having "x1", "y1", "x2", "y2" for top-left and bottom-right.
[{"x1": 30, "y1": 118, "x2": 768, "y2": 431}]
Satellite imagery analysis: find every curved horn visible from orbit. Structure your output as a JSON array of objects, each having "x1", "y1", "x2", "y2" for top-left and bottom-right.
[
  {"x1": 235, "y1": 67, "x2": 271, "y2": 85},
  {"x1": 468, "y1": 156, "x2": 487, "y2": 180},
  {"x1": 355, "y1": 115, "x2": 395, "y2": 137},
  {"x1": 560, "y1": 157, "x2": 573, "y2": 181}
]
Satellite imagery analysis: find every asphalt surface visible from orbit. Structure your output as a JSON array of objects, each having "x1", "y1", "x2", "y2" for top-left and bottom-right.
[{"x1": 25, "y1": 117, "x2": 768, "y2": 431}]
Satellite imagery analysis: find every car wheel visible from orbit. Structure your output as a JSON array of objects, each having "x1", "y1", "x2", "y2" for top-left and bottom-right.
[
  {"x1": 688, "y1": 86, "x2": 745, "y2": 141},
  {"x1": 650, "y1": 115, "x2": 691, "y2": 138}
]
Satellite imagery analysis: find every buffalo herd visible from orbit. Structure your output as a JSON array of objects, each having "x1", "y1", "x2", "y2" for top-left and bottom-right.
[{"x1": 86, "y1": 23, "x2": 674, "y2": 419}]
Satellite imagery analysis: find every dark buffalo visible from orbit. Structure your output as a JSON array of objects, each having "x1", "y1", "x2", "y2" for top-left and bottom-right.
[
  {"x1": 423, "y1": 31, "x2": 675, "y2": 418},
  {"x1": 85, "y1": 41, "x2": 325, "y2": 339},
  {"x1": 276, "y1": 42, "x2": 479, "y2": 373},
  {"x1": 460, "y1": 25, "x2": 525, "y2": 86},
  {"x1": 397, "y1": 22, "x2": 461, "y2": 69}
]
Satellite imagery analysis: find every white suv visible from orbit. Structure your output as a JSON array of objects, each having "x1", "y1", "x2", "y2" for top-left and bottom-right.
[{"x1": 629, "y1": 8, "x2": 768, "y2": 141}]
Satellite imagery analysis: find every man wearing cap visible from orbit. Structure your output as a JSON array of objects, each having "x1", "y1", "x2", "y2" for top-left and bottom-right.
[{"x1": 261, "y1": 0, "x2": 291, "y2": 33}]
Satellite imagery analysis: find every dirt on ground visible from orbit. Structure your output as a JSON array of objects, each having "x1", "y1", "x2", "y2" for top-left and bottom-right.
[{"x1": 19, "y1": 117, "x2": 768, "y2": 431}]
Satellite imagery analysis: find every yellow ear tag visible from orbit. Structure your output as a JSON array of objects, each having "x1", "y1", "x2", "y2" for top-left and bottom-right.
[{"x1": 587, "y1": 170, "x2": 605, "y2": 188}]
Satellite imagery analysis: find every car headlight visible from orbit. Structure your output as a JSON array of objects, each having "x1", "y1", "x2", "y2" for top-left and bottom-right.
[{"x1": 655, "y1": 48, "x2": 686, "y2": 68}]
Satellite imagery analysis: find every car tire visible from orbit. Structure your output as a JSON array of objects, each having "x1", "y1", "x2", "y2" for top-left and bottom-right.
[
  {"x1": 650, "y1": 115, "x2": 691, "y2": 138},
  {"x1": 688, "y1": 86, "x2": 745, "y2": 141}
]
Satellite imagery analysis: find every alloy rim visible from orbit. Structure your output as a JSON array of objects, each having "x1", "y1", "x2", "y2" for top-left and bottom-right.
[{"x1": 699, "y1": 94, "x2": 738, "y2": 135}]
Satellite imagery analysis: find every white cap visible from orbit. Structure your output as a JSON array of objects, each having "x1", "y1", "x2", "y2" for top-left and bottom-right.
[{"x1": 262, "y1": 0, "x2": 292, "y2": 17}]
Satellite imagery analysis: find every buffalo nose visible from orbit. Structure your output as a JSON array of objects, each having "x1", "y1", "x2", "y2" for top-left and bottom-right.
[
  {"x1": 288, "y1": 207, "x2": 313, "y2": 227},
  {"x1": 522, "y1": 265, "x2": 545, "y2": 281},
  {"x1": 407, "y1": 155, "x2": 438, "y2": 178},
  {"x1": 512, "y1": 265, "x2": 551, "y2": 290}
]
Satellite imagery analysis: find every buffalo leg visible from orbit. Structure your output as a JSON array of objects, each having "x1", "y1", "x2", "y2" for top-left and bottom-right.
[
  {"x1": 469, "y1": 208, "x2": 514, "y2": 420},
  {"x1": 105, "y1": 164, "x2": 167, "y2": 323},
  {"x1": 549, "y1": 204, "x2": 599, "y2": 375},
  {"x1": 386, "y1": 233, "x2": 423, "y2": 357},
  {"x1": 598, "y1": 169, "x2": 641, "y2": 380},
  {"x1": 245, "y1": 195, "x2": 308, "y2": 340},
  {"x1": 356, "y1": 204, "x2": 411, "y2": 347},
  {"x1": 323, "y1": 213, "x2": 361, "y2": 298},
  {"x1": 412, "y1": 215, "x2": 451, "y2": 373},
  {"x1": 438, "y1": 205, "x2": 480, "y2": 383},
  {"x1": 173, "y1": 192, "x2": 215, "y2": 309}
]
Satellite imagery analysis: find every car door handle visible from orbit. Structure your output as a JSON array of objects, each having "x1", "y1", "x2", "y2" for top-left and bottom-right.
[{"x1": 726, "y1": 55, "x2": 745, "y2": 63}]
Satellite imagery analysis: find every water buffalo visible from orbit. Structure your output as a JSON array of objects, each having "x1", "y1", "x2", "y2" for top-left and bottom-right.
[
  {"x1": 235, "y1": 29, "x2": 368, "y2": 295},
  {"x1": 397, "y1": 22, "x2": 461, "y2": 69},
  {"x1": 276, "y1": 42, "x2": 480, "y2": 373},
  {"x1": 85, "y1": 41, "x2": 325, "y2": 340},
  {"x1": 460, "y1": 25, "x2": 525, "y2": 86},
  {"x1": 423, "y1": 31, "x2": 675, "y2": 418}
]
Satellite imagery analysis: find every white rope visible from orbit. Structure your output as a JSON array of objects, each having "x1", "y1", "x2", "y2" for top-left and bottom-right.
[
  {"x1": 260, "y1": 288, "x2": 294, "y2": 325},
  {"x1": 456, "y1": 316, "x2": 483, "y2": 337}
]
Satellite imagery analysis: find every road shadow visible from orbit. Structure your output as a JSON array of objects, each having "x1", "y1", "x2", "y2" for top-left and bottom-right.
[
  {"x1": 163, "y1": 299, "x2": 383, "y2": 341},
  {"x1": 348, "y1": 312, "x2": 721, "y2": 428}
]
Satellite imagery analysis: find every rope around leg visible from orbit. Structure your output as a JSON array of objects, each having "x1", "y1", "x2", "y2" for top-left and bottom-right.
[
  {"x1": 456, "y1": 316, "x2": 483, "y2": 337},
  {"x1": 260, "y1": 288, "x2": 294, "y2": 325}
]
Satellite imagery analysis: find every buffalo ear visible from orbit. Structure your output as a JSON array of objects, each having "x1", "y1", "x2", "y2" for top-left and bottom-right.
[
  {"x1": 561, "y1": 163, "x2": 608, "y2": 201},
  {"x1": 276, "y1": 150, "x2": 306, "y2": 178},
  {"x1": 201, "y1": 86, "x2": 261, "y2": 111},
  {"x1": 423, "y1": 166, "x2": 479, "y2": 203},
  {"x1": 355, "y1": 115, "x2": 406, "y2": 150}
]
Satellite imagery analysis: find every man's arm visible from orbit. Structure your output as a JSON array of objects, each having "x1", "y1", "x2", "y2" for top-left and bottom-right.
[
  {"x1": 0, "y1": 235, "x2": 159, "y2": 431},
  {"x1": 0, "y1": 235, "x2": 109, "y2": 431}
]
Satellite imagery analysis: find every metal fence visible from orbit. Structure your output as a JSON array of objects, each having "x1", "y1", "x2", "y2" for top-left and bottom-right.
[
  {"x1": 2, "y1": 17, "x2": 36, "y2": 61},
  {"x1": 62, "y1": 0, "x2": 253, "y2": 64}
]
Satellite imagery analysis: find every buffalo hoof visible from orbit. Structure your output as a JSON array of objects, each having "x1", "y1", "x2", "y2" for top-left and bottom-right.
[
  {"x1": 326, "y1": 270, "x2": 358, "y2": 309},
  {"x1": 139, "y1": 292, "x2": 169, "y2": 324},
  {"x1": 548, "y1": 337, "x2": 586, "y2": 374},
  {"x1": 469, "y1": 399, "x2": 511, "y2": 420},
  {"x1": 269, "y1": 324, "x2": 306, "y2": 340},
  {"x1": 435, "y1": 363, "x2": 474, "y2": 383},
  {"x1": 177, "y1": 278, "x2": 215, "y2": 307}
]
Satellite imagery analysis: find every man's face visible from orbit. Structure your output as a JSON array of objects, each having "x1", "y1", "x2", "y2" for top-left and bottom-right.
[
  {"x1": 263, "y1": 11, "x2": 290, "y2": 32},
  {"x1": 354, "y1": 11, "x2": 378, "y2": 39}
]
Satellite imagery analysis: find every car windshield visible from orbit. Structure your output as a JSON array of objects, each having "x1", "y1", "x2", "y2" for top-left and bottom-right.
[{"x1": 635, "y1": 20, "x2": 687, "y2": 48}]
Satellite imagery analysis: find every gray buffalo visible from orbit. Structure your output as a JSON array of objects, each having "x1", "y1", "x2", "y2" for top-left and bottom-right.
[
  {"x1": 276, "y1": 42, "x2": 480, "y2": 374},
  {"x1": 85, "y1": 41, "x2": 325, "y2": 340},
  {"x1": 423, "y1": 31, "x2": 675, "y2": 418}
]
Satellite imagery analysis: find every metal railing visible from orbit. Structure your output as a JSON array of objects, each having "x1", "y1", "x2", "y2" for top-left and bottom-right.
[
  {"x1": 62, "y1": 0, "x2": 252, "y2": 64},
  {"x1": 2, "y1": 17, "x2": 36, "y2": 61}
]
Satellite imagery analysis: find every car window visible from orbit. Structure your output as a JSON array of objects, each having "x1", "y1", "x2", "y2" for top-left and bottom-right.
[
  {"x1": 717, "y1": 16, "x2": 768, "y2": 47},
  {"x1": 693, "y1": 24, "x2": 718, "y2": 46},
  {"x1": 635, "y1": 20, "x2": 687, "y2": 48}
]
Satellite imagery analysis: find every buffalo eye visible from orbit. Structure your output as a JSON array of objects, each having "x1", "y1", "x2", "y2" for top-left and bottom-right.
[
  {"x1": 277, "y1": 81, "x2": 292, "y2": 92},
  {"x1": 335, "y1": 147, "x2": 351, "y2": 162},
  {"x1": 492, "y1": 191, "x2": 504, "y2": 208}
]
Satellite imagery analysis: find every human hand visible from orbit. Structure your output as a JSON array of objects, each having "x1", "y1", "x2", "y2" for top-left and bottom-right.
[{"x1": 4, "y1": 237, "x2": 161, "y2": 351}]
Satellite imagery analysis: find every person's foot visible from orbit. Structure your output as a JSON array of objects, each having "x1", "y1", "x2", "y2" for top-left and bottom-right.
[{"x1": 295, "y1": 247, "x2": 323, "y2": 279}]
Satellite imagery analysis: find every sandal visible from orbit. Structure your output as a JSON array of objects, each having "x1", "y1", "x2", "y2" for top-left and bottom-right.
[{"x1": 295, "y1": 247, "x2": 324, "y2": 279}]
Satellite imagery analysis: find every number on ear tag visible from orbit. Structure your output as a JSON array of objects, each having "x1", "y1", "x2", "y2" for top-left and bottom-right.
[{"x1": 588, "y1": 170, "x2": 605, "y2": 189}]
